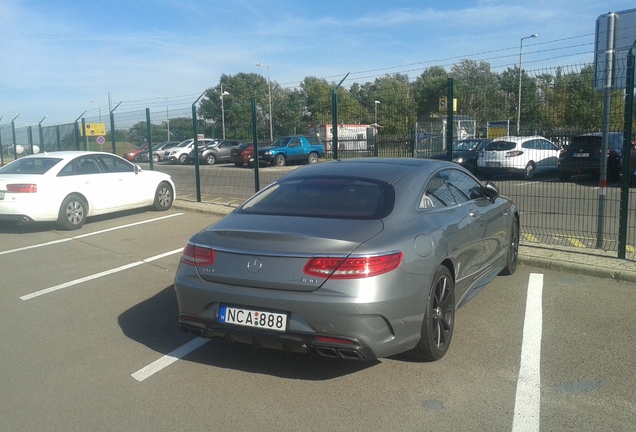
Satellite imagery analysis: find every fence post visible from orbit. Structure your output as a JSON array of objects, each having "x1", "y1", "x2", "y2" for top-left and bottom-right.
[
  {"x1": 446, "y1": 78, "x2": 454, "y2": 158},
  {"x1": 110, "y1": 101, "x2": 122, "y2": 154},
  {"x1": 81, "y1": 118, "x2": 89, "y2": 151},
  {"x1": 192, "y1": 91, "x2": 206, "y2": 202},
  {"x1": 597, "y1": 14, "x2": 616, "y2": 249},
  {"x1": 331, "y1": 73, "x2": 350, "y2": 160},
  {"x1": 11, "y1": 114, "x2": 19, "y2": 159},
  {"x1": 618, "y1": 43, "x2": 636, "y2": 259},
  {"x1": 145, "y1": 108, "x2": 153, "y2": 170},
  {"x1": 28, "y1": 126, "x2": 33, "y2": 154},
  {"x1": 251, "y1": 98, "x2": 260, "y2": 192}
]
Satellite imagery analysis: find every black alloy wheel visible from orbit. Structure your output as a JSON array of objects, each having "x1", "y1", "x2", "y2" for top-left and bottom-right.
[
  {"x1": 406, "y1": 265, "x2": 455, "y2": 362},
  {"x1": 500, "y1": 216, "x2": 519, "y2": 275}
]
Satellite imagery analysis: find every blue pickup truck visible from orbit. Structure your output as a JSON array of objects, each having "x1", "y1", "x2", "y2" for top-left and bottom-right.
[{"x1": 258, "y1": 135, "x2": 326, "y2": 167}]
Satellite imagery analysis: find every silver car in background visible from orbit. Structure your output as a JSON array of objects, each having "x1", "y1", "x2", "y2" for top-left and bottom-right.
[{"x1": 174, "y1": 158, "x2": 519, "y2": 361}]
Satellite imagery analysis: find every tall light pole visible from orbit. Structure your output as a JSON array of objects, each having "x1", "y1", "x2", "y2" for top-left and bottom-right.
[
  {"x1": 374, "y1": 100, "x2": 380, "y2": 127},
  {"x1": 517, "y1": 34, "x2": 537, "y2": 135},
  {"x1": 220, "y1": 85, "x2": 229, "y2": 139},
  {"x1": 256, "y1": 62, "x2": 273, "y2": 142},
  {"x1": 157, "y1": 95, "x2": 170, "y2": 140}
]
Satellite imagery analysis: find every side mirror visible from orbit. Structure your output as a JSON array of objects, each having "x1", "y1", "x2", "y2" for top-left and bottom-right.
[
  {"x1": 134, "y1": 164, "x2": 142, "y2": 174},
  {"x1": 484, "y1": 181, "x2": 500, "y2": 201}
]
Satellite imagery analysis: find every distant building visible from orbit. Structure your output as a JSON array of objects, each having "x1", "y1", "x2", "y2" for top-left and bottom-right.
[{"x1": 309, "y1": 123, "x2": 375, "y2": 151}]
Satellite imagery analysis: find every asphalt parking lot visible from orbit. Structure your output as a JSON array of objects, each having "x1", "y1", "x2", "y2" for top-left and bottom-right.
[{"x1": 1, "y1": 206, "x2": 635, "y2": 431}]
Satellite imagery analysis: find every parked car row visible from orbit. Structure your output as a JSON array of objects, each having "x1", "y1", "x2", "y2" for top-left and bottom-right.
[
  {"x1": 135, "y1": 141, "x2": 181, "y2": 163},
  {"x1": 126, "y1": 135, "x2": 327, "y2": 168},
  {"x1": 185, "y1": 139, "x2": 243, "y2": 165},
  {"x1": 433, "y1": 133, "x2": 636, "y2": 182}
]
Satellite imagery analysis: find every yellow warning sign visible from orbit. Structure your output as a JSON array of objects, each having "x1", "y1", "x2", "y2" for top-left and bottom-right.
[{"x1": 81, "y1": 123, "x2": 106, "y2": 136}]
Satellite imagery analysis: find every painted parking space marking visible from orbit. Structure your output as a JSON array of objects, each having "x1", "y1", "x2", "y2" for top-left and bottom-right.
[
  {"x1": 567, "y1": 236, "x2": 586, "y2": 248},
  {"x1": 19, "y1": 248, "x2": 183, "y2": 301},
  {"x1": 131, "y1": 338, "x2": 210, "y2": 382},
  {"x1": 522, "y1": 233, "x2": 539, "y2": 243},
  {"x1": 512, "y1": 273, "x2": 543, "y2": 432},
  {"x1": 0, "y1": 213, "x2": 183, "y2": 256}
]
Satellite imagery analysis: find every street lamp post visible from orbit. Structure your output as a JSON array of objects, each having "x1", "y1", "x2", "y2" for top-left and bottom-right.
[
  {"x1": 220, "y1": 85, "x2": 229, "y2": 139},
  {"x1": 517, "y1": 34, "x2": 538, "y2": 135},
  {"x1": 374, "y1": 100, "x2": 381, "y2": 157},
  {"x1": 157, "y1": 95, "x2": 170, "y2": 140},
  {"x1": 256, "y1": 62, "x2": 273, "y2": 142},
  {"x1": 374, "y1": 100, "x2": 380, "y2": 126}
]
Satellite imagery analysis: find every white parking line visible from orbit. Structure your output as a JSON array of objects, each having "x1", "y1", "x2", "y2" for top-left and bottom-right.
[
  {"x1": 0, "y1": 213, "x2": 183, "y2": 256},
  {"x1": 19, "y1": 248, "x2": 183, "y2": 301},
  {"x1": 131, "y1": 338, "x2": 210, "y2": 382},
  {"x1": 512, "y1": 273, "x2": 543, "y2": 432}
]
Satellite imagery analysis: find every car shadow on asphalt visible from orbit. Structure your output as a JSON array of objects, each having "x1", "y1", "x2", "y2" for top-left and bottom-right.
[
  {"x1": 0, "y1": 208, "x2": 162, "y2": 234},
  {"x1": 118, "y1": 286, "x2": 378, "y2": 380}
]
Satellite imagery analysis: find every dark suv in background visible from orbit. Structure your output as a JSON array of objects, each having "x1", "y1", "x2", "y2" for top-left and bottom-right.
[{"x1": 558, "y1": 132, "x2": 625, "y2": 181}]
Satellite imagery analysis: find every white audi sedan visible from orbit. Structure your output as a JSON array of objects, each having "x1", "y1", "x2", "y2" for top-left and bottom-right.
[{"x1": 0, "y1": 151, "x2": 175, "y2": 230}]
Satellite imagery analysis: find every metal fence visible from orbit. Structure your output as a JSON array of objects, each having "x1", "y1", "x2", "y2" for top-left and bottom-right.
[{"x1": 1, "y1": 62, "x2": 635, "y2": 260}]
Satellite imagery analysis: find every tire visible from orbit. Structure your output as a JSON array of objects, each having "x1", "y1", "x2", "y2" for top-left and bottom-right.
[
  {"x1": 57, "y1": 194, "x2": 87, "y2": 230},
  {"x1": 307, "y1": 152, "x2": 319, "y2": 164},
  {"x1": 524, "y1": 161, "x2": 536, "y2": 180},
  {"x1": 153, "y1": 182, "x2": 174, "y2": 211},
  {"x1": 152, "y1": 154, "x2": 159, "y2": 163},
  {"x1": 608, "y1": 160, "x2": 621, "y2": 182},
  {"x1": 499, "y1": 216, "x2": 519, "y2": 276},
  {"x1": 274, "y1": 154, "x2": 286, "y2": 167},
  {"x1": 205, "y1": 154, "x2": 216, "y2": 165},
  {"x1": 178, "y1": 154, "x2": 188, "y2": 164},
  {"x1": 406, "y1": 265, "x2": 455, "y2": 362}
]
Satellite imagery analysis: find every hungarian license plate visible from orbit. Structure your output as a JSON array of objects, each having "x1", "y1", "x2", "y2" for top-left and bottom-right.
[
  {"x1": 573, "y1": 153, "x2": 589, "y2": 157},
  {"x1": 219, "y1": 305, "x2": 287, "y2": 332}
]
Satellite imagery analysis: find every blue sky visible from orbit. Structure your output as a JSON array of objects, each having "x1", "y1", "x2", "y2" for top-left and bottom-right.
[{"x1": 0, "y1": 0, "x2": 634, "y2": 126}]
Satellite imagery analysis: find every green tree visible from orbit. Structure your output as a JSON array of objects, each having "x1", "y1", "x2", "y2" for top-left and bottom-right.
[
  {"x1": 198, "y1": 73, "x2": 270, "y2": 141},
  {"x1": 127, "y1": 121, "x2": 165, "y2": 145},
  {"x1": 451, "y1": 59, "x2": 506, "y2": 128},
  {"x1": 167, "y1": 117, "x2": 194, "y2": 141},
  {"x1": 413, "y1": 66, "x2": 448, "y2": 120}
]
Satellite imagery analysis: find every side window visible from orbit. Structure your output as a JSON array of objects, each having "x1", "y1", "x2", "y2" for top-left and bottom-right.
[
  {"x1": 443, "y1": 169, "x2": 486, "y2": 203},
  {"x1": 289, "y1": 138, "x2": 301, "y2": 147},
  {"x1": 76, "y1": 156, "x2": 102, "y2": 175},
  {"x1": 420, "y1": 173, "x2": 456, "y2": 209},
  {"x1": 98, "y1": 155, "x2": 134, "y2": 173},
  {"x1": 543, "y1": 140, "x2": 557, "y2": 151}
]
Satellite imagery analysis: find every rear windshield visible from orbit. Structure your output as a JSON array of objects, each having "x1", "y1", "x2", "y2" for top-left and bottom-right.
[
  {"x1": 238, "y1": 177, "x2": 394, "y2": 219},
  {"x1": 486, "y1": 141, "x2": 516, "y2": 151},
  {"x1": 570, "y1": 134, "x2": 624, "y2": 150},
  {"x1": 571, "y1": 135, "x2": 602, "y2": 148},
  {"x1": 0, "y1": 157, "x2": 62, "y2": 174}
]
